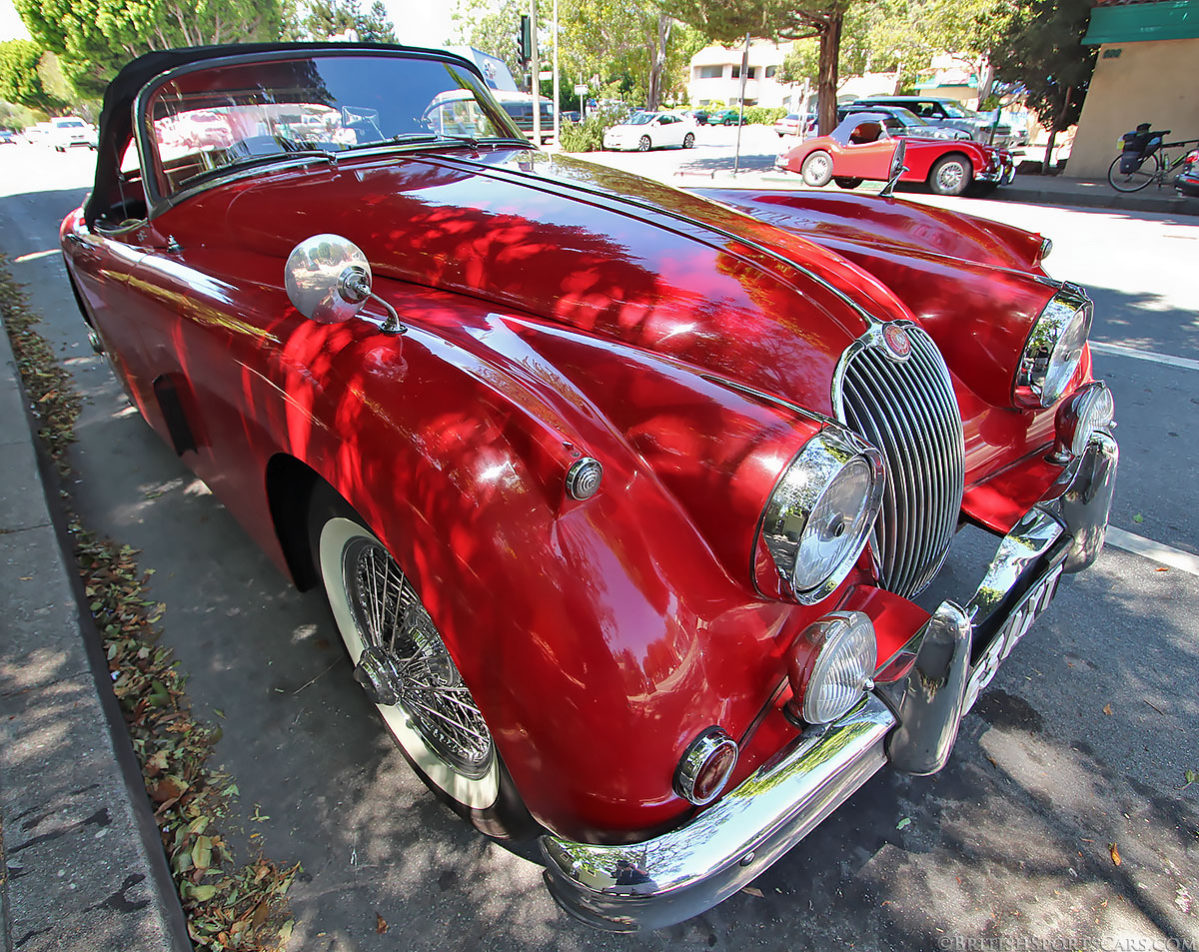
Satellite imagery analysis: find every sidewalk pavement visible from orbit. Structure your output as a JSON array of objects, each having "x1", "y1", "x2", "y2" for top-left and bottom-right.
[{"x1": 0, "y1": 320, "x2": 190, "y2": 950}]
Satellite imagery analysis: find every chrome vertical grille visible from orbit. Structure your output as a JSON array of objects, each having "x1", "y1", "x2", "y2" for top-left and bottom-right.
[{"x1": 834, "y1": 324, "x2": 965, "y2": 598}]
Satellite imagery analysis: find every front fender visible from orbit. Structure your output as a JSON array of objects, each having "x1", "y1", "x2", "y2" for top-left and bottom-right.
[{"x1": 272, "y1": 281, "x2": 825, "y2": 843}]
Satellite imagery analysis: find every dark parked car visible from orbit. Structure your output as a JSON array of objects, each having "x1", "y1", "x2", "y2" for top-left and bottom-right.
[
  {"x1": 1176, "y1": 146, "x2": 1199, "y2": 197},
  {"x1": 62, "y1": 42, "x2": 1115, "y2": 932},
  {"x1": 839, "y1": 104, "x2": 972, "y2": 141},
  {"x1": 850, "y1": 96, "x2": 1014, "y2": 147}
]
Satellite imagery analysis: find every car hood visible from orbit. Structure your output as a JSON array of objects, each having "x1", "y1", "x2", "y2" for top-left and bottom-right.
[{"x1": 200, "y1": 149, "x2": 914, "y2": 415}]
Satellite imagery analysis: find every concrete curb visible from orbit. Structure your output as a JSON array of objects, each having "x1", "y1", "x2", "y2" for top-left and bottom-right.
[{"x1": 0, "y1": 313, "x2": 191, "y2": 952}]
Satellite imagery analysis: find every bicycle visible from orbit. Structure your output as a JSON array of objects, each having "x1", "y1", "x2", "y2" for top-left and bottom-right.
[{"x1": 1107, "y1": 131, "x2": 1199, "y2": 192}]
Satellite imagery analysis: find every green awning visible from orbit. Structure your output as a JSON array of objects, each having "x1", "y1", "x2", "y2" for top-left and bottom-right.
[{"x1": 1084, "y1": 0, "x2": 1199, "y2": 44}]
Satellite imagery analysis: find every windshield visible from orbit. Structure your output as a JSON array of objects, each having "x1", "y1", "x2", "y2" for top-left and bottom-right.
[
  {"x1": 141, "y1": 52, "x2": 524, "y2": 199},
  {"x1": 940, "y1": 103, "x2": 975, "y2": 119},
  {"x1": 626, "y1": 112, "x2": 656, "y2": 125}
]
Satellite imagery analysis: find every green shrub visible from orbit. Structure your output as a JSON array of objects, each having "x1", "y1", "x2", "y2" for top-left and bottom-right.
[
  {"x1": 744, "y1": 106, "x2": 787, "y2": 126},
  {"x1": 558, "y1": 104, "x2": 629, "y2": 153}
]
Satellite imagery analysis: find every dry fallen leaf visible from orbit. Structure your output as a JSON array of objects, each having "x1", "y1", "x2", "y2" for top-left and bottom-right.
[
  {"x1": 376, "y1": 913, "x2": 388, "y2": 934},
  {"x1": 741, "y1": 886, "x2": 764, "y2": 898},
  {"x1": 1103, "y1": 704, "x2": 1113, "y2": 716},
  {"x1": 1109, "y1": 843, "x2": 1122, "y2": 866},
  {"x1": 1155, "y1": 566, "x2": 1169, "y2": 572}
]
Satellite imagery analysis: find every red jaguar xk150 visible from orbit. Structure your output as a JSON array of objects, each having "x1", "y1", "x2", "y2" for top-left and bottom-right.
[
  {"x1": 62, "y1": 43, "x2": 1117, "y2": 931},
  {"x1": 778, "y1": 110, "x2": 1016, "y2": 196}
]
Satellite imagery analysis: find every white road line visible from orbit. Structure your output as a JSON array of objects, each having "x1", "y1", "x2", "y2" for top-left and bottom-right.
[
  {"x1": 1106, "y1": 526, "x2": 1199, "y2": 576},
  {"x1": 1090, "y1": 341, "x2": 1199, "y2": 373}
]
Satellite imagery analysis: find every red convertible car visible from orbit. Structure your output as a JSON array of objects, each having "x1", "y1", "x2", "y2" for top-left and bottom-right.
[
  {"x1": 779, "y1": 110, "x2": 1016, "y2": 195},
  {"x1": 62, "y1": 44, "x2": 1116, "y2": 931}
]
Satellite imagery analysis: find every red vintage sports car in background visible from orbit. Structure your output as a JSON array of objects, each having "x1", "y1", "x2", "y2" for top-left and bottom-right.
[
  {"x1": 779, "y1": 110, "x2": 1016, "y2": 195},
  {"x1": 62, "y1": 43, "x2": 1116, "y2": 931}
]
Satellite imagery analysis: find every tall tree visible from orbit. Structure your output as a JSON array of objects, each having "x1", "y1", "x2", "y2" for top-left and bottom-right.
[
  {"x1": 303, "y1": 0, "x2": 395, "y2": 41},
  {"x1": 0, "y1": 39, "x2": 68, "y2": 115},
  {"x1": 16, "y1": 0, "x2": 283, "y2": 96},
  {"x1": 662, "y1": 0, "x2": 864, "y2": 134},
  {"x1": 452, "y1": 0, "x2": 526, "y2": 82},
  {"x1": 987, "y1": 0, "x2": 1096, "y2": 171},
  {"x1": 555, "y1": 0, "x2": 707, "y2": 110}
]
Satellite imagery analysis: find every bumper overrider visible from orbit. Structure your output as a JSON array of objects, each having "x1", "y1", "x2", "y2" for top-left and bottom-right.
[
  {"x1": 540, "y1": 429, "x2": 1117, "y2": 931},
  {"x1": 979, "y1": 152, "x2": 1017, "y2": 185}
]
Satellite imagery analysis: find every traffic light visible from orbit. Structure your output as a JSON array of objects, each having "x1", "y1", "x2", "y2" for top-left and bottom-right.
[{"x1": 517, "y1": 15, "x2": 531, "y2": 66}]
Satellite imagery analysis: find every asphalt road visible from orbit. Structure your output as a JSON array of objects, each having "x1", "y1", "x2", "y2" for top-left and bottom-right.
[{"x1": 1, "y1": 139, "x2": 1196, "y2": 952}]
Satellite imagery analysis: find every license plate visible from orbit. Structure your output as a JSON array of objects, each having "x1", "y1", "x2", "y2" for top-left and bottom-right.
[{"x1": 962, "y1": 562, "x2": 1064, "y2": 714}]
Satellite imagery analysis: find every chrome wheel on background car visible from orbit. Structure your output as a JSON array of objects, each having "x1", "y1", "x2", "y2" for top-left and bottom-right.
[
  {"x1": 929, "y1": 154, "x2": 972, "y2": 195},
  {"x1": 801, "y1": 151, "x2": 834, "y2": 187},
  {"x1": 638, "y1": 135, "x2": 652, "y2": 152},
  {"x1": 683, "y1": 132, "x2": 695, "y2": 148}
]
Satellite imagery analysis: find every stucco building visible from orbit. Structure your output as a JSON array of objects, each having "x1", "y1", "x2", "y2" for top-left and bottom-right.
[
  {"x1": 687, "y1": 41, "x2": 791, "y2": 108},
  {"x1": 1068, "y1": 0, "x2": 1199, "y2": 178}
]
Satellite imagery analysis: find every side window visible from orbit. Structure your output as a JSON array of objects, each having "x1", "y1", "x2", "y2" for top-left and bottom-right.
[{"x1": 848, "y1": 121, "x2": 882, "y2": 145}]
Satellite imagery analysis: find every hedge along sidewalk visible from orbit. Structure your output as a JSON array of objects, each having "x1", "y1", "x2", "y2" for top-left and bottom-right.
[{"x1": 0, "y1": 279, "x2": 191, "y2": 951}]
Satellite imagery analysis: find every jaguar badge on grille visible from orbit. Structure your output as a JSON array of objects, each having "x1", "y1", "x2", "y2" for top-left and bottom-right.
[{"x1": 881, "y1": 323, "x2": 912, "y2": 359}]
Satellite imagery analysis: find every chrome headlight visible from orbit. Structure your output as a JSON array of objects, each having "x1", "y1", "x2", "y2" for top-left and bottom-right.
[
  {"x1": 1014, "y1": 286, "x2": 1093, "y2": 408},
  {"x1": 758, "y1": 427, "x2": 885, "y2": 604}
]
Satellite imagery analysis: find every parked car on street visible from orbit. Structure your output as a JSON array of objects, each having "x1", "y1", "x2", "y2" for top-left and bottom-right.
[
  {"x1": 0, "y1": 130, "x2": 17, "y2": 145},
  {"x1": 603, "y1": 110, "x2": 695, "y2": 151},
  {"x1": 46, "y1": 115, "x2": 97, "y2": 151},
  {"x1": 850, "y1": 96, "x2": 1015, "y2": 147},
  {"x1": 774, "y1": 112, "x2": 818, "y2": 137},
  {"x1": 710, "y1": 108, "x2": 748, "y2": 126},
  {"x1": 1176, "y1": 146, "x2": 1199, "y2": 197},
  {"x1": 778, "y1": 110, "x2": 1015, "y2": 195},
  {"x1": 839, "y1": 104, "x2": 972, "y2": 141},
  {"x1": 63, "y1": 42, "x2": 1115, "y2": 932}
]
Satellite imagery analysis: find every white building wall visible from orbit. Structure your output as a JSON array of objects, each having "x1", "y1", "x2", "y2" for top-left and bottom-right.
[{"x1": 688, "y1": 41, "x2": 791, "y2": 108}]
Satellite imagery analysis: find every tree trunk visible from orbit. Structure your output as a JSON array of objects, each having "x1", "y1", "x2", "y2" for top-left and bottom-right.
[
  {"x1": 1042, "y1": 129, "x2": 1056, "y2": 174},
  {"x1": 1043, "y1": 84, "x2": 1074, "y2": 174},
  {"x1": 647, "y1": 14, "x2": 671, "y2": 112},
  {"x1": 816, "y1": 9, "x2": 842, "y2": 136}
]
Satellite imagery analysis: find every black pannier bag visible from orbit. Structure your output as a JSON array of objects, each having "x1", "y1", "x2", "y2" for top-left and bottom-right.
[{"x1": 1120, "y1": 123, "x2": 1165, "y2": 173}]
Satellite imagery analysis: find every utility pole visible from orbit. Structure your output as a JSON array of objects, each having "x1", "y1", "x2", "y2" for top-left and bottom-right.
[
  {"x1": 734, "y1": 33, "x2": 749, "y2": 174},
  {"x1": 530, "y1": 0, "x2": 540, "y2": 145},
  {"x1": 552, "y1": 0, "x2": 560, "y2": 144}
]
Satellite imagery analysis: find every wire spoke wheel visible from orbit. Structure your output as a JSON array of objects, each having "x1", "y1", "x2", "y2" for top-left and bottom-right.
[{"x1": 341, "y1": 535, "x2": 494, "y2": 778}]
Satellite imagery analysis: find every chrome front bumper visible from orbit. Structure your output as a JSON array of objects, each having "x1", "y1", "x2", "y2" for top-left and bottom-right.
[{"x1": 539, "y1": 431, "x2": 1117, "y2": 932}]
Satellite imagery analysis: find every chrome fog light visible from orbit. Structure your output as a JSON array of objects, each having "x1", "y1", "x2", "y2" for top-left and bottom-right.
[
  {"x1": 786, "y1": 611, "x2": 877, "y2": 725},
  {"x1": 674, "y1": 727, "x2": 739, "y2": 805},
  {"x1": 1049, "y1": 381, "x2": 1115, "y2": 463}
]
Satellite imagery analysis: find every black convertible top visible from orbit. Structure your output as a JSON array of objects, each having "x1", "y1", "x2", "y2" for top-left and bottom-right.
[{"x1": 86, "y1": 42, "x2": 480, "y2": 228}]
